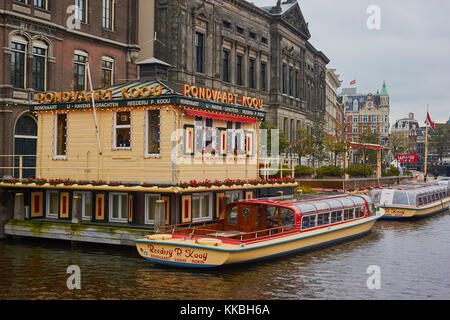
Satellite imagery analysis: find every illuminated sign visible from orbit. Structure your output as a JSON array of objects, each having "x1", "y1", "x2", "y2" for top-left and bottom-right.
[
  {"x1": 36, "y1": 85, "x2": 163, "y2": 104},
  {"x1": 395, "y1": 154, "x2": 418, "y2": 164},
  {"x1": 182, "y1": 84, "x2": 263, "y2": 109}
]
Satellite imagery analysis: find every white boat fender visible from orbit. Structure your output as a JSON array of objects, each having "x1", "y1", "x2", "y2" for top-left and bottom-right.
[
  {"x1": 196, "y1": 238, "x2": 222, "y2": 246},
  {"x1": 147, "y1": 234, "x2": 173, "y2": 240}
]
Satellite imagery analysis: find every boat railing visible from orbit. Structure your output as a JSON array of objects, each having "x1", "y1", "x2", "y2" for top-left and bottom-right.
[{"x1": 158, "y1": 221, "x2": 298, "y2": 242}]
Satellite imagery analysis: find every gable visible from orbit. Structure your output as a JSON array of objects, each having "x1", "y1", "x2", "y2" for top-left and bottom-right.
[{"x1": 281, "y1": 3, "x2": 311, "y2": 39}]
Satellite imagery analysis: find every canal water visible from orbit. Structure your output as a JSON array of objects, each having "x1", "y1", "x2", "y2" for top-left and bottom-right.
[{"x1": 1, "y1": 210, "x2": 449, "y2": 300}]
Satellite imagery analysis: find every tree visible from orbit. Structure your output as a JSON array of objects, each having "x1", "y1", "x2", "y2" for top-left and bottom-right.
[
  {"x1": 259, "y1": 121, "x2": 289, "y2": 156},
  {"x1": 429, "y1": 124, "x2": 450, "y2": 161},
  {"x1": 310, "y1": 115, "x2": 328, "y2": 169},
  {"x1": 324, "y1": 134, "x2": 346, "y2": 167},
  {"x1": 389, "y1": 132, "x2": 408, "y2": 158},
  {"x1": 292, "y1": 128, "x2": 314, "y2": 162}
]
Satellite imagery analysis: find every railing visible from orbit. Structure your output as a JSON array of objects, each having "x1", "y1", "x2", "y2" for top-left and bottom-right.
[
  {"x1": 158, "y1": 219, "x2": 298, "y2": 242},
  {"x1": 0, "y1": 154, "x2": 295, "y2": 183}
]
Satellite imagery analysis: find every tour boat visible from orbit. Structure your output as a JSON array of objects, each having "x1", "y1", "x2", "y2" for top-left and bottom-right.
[
  {"x1": 135, "y1": 194, "x2": 385, "y2": 268},
  {"x1": 369, "y1": 183, "x2": 450, "y2": 220}
]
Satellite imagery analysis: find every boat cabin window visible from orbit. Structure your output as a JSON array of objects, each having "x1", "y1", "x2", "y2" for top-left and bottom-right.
[
  {"x1": 343, "y1": 208, "x2": 354, "y2": 220},
  {"x1": 354, "y1": 207, "x2": 365, "y2": 218},
  {"x1": 227, "y1": 205, "x2": 238, "y2": 225},
  {"x1": 330, "y1": 210, "x2": 343, "y2": 223},
  {"x1": 393, "y1": 191, "x2": 409, "y2": 205},
  {"x1": 317, "y1": 212, "x2": 330, "y2": 226},
  {"x1": 302, "y1": 215, "x2": 316, "y2": 230},
  {"x1": 279, "y1": 207, "x2": 295, "y2": 226}
]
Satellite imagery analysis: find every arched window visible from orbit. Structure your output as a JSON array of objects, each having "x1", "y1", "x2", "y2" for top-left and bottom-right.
[
  {"x1": 11, "y1": 35, "x2": 28, "y2": 89},
  {"x1": 32, "y1": 40, "x2": 48, "y2": 92},
  {"x1": 15, "y1": 115, "x2": 38, "y2": 137},
  {"x1": 352, "y1": 99, "x2": 359, "y2": 111},
  {"x1": 14, "y1": 114, "x2": 38, "y2": 178}
]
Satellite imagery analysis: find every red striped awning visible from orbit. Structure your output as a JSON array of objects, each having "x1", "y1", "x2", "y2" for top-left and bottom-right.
[{"x1": 185, "y1": 109, "x2": 257, "y2": 123}]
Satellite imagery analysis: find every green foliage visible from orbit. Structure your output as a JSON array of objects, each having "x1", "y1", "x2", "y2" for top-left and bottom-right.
[
  {"x1": 345, "y1": 164, "x2": 374, "y2": 177},
  {"x1": 294, "y1": 185, "x2": 318, "y2": 194},
  {"x1": 315, "y1": 165, "x2": 344, "y2": 178},
  {"x1": 383, "y1": 166, "x2": 400, "y2": 177},
  {"x1": 294, "y1": 165, "x2": 314, "y2": 177},
  {"x1": 260, "y1": 121, "x2": 289, "y2": 155}
]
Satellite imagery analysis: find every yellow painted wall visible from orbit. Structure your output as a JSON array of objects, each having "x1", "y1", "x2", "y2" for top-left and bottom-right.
[{"x1": 36, "y1": 106, "x2": 259, "y2": 184}]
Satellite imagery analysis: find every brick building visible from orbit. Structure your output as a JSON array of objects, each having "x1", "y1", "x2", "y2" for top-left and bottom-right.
[
  {"x1": 140, "y1": 0, "x2": 329, "y2": 148},
  {"x1": 0, "y1": 0, "x2": 139, "y2": 178},
  {"x1": 340, "y1": 82, "x2": 390, "y2": 164}
]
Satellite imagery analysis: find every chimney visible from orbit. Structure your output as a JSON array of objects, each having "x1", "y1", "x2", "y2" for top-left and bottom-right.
[
  {"x1": 137, "y1": 57, "x2": 171, "y2": 81},
  {"x1": 409, "y1": 112, "x2": 414, "y2": 120}
]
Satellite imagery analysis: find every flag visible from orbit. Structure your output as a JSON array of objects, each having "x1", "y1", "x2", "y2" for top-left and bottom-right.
[
  {"x1": 350, "y1": 80, "x2": 356, "y2": 86},
  {"x1": 426, "y1": 112, "x2": 436, "y2": 132}
]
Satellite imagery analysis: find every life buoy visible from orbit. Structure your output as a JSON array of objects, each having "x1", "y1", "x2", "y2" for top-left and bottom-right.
[
  {"x1": 195, "y1": 238, "x2": 222, "y2": 246},
  {"x1": 147, "y1": 234, "x2": 172, "y2": 240}
]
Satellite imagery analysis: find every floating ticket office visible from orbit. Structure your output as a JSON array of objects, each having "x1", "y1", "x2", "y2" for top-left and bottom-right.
[{"x1": 2, "y1": 80, "x2": 296, "y2": 234}]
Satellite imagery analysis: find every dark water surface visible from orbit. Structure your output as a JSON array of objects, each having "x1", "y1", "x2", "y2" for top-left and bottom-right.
[{"x1": 1, "y1": 210, "x2": 449, "y2": 300}]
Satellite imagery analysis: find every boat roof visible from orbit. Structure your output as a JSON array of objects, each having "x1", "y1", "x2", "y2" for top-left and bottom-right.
[
  {"x1": 234, "y1": 193, "x2": 372, "y2": 214},
  {"x1": 370, "y1": 183, "x2": 449, "y2": 194}
]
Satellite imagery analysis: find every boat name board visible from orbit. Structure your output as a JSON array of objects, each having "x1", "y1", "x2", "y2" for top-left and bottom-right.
[{"x1": 143, "y1": 244, "x2": 209, "y2": 265}]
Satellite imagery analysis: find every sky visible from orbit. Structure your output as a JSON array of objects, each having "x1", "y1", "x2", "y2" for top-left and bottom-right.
[{"x1": 253, "y1": 0, "x2": 450, "y2": 125}]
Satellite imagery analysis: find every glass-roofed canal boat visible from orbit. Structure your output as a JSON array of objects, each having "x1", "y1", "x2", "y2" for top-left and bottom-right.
[
  {"x1": 135, "y1": 194, "x2": 385, "y2": 268},
  {"x1": 369, "y1": 183, "x2": 450, "y2": 220}
]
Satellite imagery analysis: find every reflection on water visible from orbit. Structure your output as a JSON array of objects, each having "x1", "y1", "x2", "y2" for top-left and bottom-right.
[{"x1": 1, "y1": 210, "x2": 449, "y2": 300}]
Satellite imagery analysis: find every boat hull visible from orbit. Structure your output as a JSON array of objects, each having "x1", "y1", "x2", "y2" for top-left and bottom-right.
[
  {"x1": 378, "y1": 198, "x2": 450, "y2": 220},
  {"x1": 135, "y1": 215, "x2": 382, "y2": 268}
]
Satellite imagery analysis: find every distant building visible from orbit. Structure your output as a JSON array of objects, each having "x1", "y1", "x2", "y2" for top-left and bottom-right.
[
  {"x1": 340, "y1": 82, "x2": 390, "y2": 164},
  {"x1": 325, "y1": 69, "x2": 344, "y2": 164}
]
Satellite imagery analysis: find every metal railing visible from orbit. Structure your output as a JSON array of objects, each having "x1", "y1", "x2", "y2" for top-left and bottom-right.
[{"x1": 0, "y1": 154, "x2": 295, "y2": 183}]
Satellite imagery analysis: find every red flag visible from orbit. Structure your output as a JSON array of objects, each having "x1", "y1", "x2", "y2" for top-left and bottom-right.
[
  {"x1": 350, "y1": 80, "x2": 356, "y2": 86},
  {"x1": 426, "y1": 112, "x2": 435, "y2": 131}
]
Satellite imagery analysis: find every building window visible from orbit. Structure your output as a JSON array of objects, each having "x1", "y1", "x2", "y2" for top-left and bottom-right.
[
  {"x1": 192, "y1": 193, "x2": 212, "y2": 222},
  {"x1": 144, "y1": 194, "x2": 161, "y2": 225},
  {"x1": 146, "y1": 110, "x2": 160, "y2": 155},
  {"x1": 74, "y1": 191, "x2": 92, "y2": 221},
  {"x1": 109, "y1": 192, "x2": 128, "y2": 223},
  {"x1": 102, "y1": 0, "x2": 114, "y2": 30},
  {"x1": 11, "y1": 41, "x2": 26, "y2": 89},
  {"x1": 248, "y1": 58, "x2": 255, "y2": 89},
  {"x1": 363, "y1": 115, "x2": 368, "y2": 123},
  {"x1": 194, "y1": 117, "x2": 217, "y2": 155},
  {"x1": 260, "y1": 62, "x2": 266, "y2": 91},
  {"x1": 295, "y1": 70, "x2": 299, "y2": 98},
  {"x1": 353, "y1": 126, "x2": 358, "y2": 134},
  {"x1": 222, "y1": 50, "x2": 230, "y2": 83},
  {"x1": 101, "y1": 57, "x2": 114, "y2": 87},
  {"x1": 237, "y1": 26, "x2": 244, "y2": 35},
  {"x1": 54, "y1": 113, "x2": 67, "y2": 159},
  {"x1": 282, "y1": 64, "x2": 287, "y2": 94},
  {"x1": 74, "y1": 52, "x2": 87, "y2": 91},
  {"x1": 75, "y1": 0, "x2": 88, "y2": 23},
  {"x1": 261, "y1": 37, "x2": 268, "y2": 44},
  {"x1": 353, "y1": 115, "x2": 358, "y2": 123},
  {"x1": 46, "y1": 191, "x2": 59, "y2": 219},
  {"x1": 223, "y1": 20, "x2": 231, "y2": 29},
  {"x1": 372, "y1": 115, "x2": 377, "y2": 122},
  {"x1": 249, "y1": 31, "x2": 256, "y2": 39},
  {"x1": 34, "y1": 0, "x2": 47, "y2": 9},
  {"x1": 32, "y1": 46, "x2": 47, "y2": 91},
  {"x1": 226, "y1": 121, "x2": 244, "y2": 155},
  {"x1": 352, "y1": 99, "x2": 359, "y2": 111},
  {"x1": 371, "y1": 125, "x2": 376, "y2": 133},
  {"x1": 236, "y1": 55, "x2": 243, "y2": 86},
  {"x1": 114, "y1": 111, "x2": 131, "y2": 149},
  {"x1": 195, "y1": 32, "x2": 204, "y2": 74},
  {"x1": 289, "y1": 67, "x2": 293, "y2": 96}
]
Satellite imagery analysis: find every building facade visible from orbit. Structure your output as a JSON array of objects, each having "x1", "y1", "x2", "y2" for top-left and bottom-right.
[
  {"x1": 142, "y1": 0, "x2": 329, "y2": 148},
  {"x1": 340, "y1": 82, "x2": 390, "y2": 164},
  {"x1": 0, "y1": 0, "x2": 139, "y2": 178}
]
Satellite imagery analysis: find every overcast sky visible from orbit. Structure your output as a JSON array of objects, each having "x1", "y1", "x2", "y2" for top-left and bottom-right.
[{"x1": 253, "y1": 0, "x2": 450, "y2": 125}]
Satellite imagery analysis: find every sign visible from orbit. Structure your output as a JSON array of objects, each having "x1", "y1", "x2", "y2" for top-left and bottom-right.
[
  {"x1": 395, "y1": 154, "x2": 418, "y2": 164},
  {"x1": 30, "y1": 95, "x2": 266, "y2": 120},
  {"x1": 182, "y1": 84, "x2": 263, "y2": 109},
  {"x1": 36, "y1": 85, "x2": 163, "y2": 104}
]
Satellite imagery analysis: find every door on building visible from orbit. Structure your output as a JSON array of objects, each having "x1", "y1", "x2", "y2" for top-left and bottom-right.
[{"x1": 14, "y1": 115, "x2": 37, "y2": 179}]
